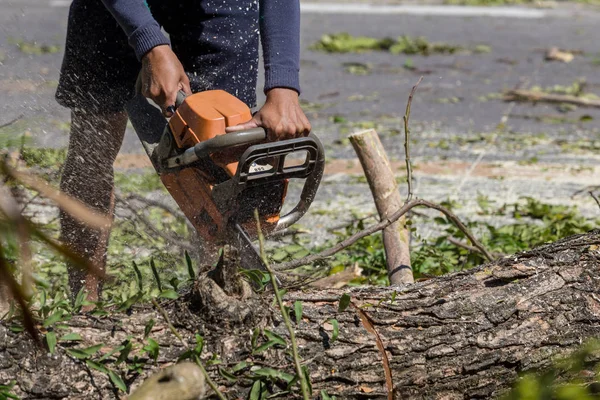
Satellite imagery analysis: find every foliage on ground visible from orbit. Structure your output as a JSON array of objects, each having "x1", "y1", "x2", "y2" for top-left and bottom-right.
[
  {"x1": 305, "y1": 196, "x2": 599, "y2": 284},
  {"x1": 312, "y1": 33, "x2": 490, "y2": 56}
]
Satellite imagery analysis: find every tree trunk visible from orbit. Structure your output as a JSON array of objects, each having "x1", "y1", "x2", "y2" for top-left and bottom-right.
[
  {"x1": 1, "y1": 231, "x2": 600, "y2": 400},
  {"x1": 349, "y1": 129, "x2": 413, "y2": 285}
]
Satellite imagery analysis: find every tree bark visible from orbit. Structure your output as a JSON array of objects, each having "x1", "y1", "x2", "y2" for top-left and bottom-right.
[
  {"x1": 349, "y1": 129, "x2": 413, "y2": 285},
  {"x1": 1, "y1": 231, "x2": 600, "y2": 399}
]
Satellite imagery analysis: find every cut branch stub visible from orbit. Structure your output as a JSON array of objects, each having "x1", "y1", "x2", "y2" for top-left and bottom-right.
[{"x1": 349, "y1": 129, "x2": 413, "y2": 285}]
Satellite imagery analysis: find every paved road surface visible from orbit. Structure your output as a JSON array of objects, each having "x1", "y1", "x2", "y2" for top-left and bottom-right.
[{"x1": 1, "y1": 0, "x2": 599, "y2": 238}]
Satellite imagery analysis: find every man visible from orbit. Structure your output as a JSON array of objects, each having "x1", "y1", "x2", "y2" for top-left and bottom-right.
[{"x1": 56, "y1": 0, "x2": 311, "y2": 301}]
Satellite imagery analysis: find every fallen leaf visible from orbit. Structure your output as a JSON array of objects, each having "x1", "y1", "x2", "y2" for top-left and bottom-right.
[
  {"x1": 360, "y1": 386, "x2": 375, "y2": 393},
  {"x1": 545, "y1": 47, "x2": 574, "y2": 63}
]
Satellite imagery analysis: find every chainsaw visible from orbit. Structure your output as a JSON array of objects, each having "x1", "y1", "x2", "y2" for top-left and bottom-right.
[{"x1": 126, "y1": 87, "x2": 324, "y2": 271}]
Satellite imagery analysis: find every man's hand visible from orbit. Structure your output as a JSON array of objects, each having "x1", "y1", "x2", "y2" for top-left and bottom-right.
[
  {"x1": 141, "y1": 45, "x2": 192, "y2": 117},
  {"x1": 226, "y1": 88, "x2": 311, "y2": 141}
]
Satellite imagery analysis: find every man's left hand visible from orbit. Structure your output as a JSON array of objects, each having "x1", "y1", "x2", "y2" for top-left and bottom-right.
[{"x1": 225, "y1": 88, "x2": 311, "y2": 141}]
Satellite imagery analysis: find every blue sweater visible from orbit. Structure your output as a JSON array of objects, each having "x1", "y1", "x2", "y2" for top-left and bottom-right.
[{"x1": 100, "y1": 0, "x2": 300, "y2": 94}]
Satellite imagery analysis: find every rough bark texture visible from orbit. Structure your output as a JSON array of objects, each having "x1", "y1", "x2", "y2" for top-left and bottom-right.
[
  {"x1": 349, "y1": 129, "x2": 413, "y2": 285},
  {"x1": 1, "y1": 231, "x2": 600, "y2": 399}
]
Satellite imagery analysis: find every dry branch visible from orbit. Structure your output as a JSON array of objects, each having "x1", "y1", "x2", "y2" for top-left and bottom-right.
[
  {"x1": 403, "y1": 76, "x2": 423, "y2": 202},
  {"x1": 591, "y1": 191, "x2": 600, "y2": 211},
  {"x1": 504, "y1": 89, "x2": 600, "y2": 108},
  {"x1": 274, "y1": 198, "x2": 493, "y2": 271},
  {"x1": 2, "y1": 162, "x2": 109, "y2": 230},
  {"x1": 349, "y1": 129, "x2": 412, "y2": 285}
]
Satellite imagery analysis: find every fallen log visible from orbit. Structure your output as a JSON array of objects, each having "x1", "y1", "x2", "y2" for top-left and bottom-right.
[{"x1": 1, "y1": 231, "x2": 600, "y2": 399}]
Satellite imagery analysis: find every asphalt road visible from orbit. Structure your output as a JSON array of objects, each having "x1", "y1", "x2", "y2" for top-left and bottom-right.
[{"x1": 1, "y1": 0, "x2": 599, "y2": 234}]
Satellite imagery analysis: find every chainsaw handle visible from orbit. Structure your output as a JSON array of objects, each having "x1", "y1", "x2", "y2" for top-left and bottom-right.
[
  {"x1": 165, "y1": 128, "x2": 267, "y2": 168},
  {"x1": 275, "y1": 133, "x2": 325, "y2": 231},
  {"x1": 175, "y1": 91, "x2": 187, "y2": 109}
]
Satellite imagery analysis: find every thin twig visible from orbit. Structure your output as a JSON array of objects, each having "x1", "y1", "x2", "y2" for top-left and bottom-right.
[
  {"x1": 115, "y1": 195, "x2": 195, "y2": 252},
  {"x1": 590, "y1": 191, "x2": 600, "y2": 211},
  {"x1": 273, "y1": 199, "x2": 494, "y2": 271},
  {"x1": 124, "y1": 193, "x2": 187, "y2": 221},
  {"x1": 151, "y1": 298, "x2": 226, "y2": 400},
  {"x1": 255, "y1": 210, "x2": 310, "y2": 400},
  {"x1": 0, "y1": 115, "x2": 23, "y2": 130},
  {"x1": 403, "y1": 76, "x2": 423, "y2": 202}
]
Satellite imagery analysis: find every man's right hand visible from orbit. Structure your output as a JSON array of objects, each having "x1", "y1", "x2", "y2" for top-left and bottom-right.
[{"x1": 141, "y1": 45, "x2": 192, "y2": 117}]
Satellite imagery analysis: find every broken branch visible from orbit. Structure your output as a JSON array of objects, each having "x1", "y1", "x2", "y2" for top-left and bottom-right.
[
  {"x1": 504, "y1": 89, "x2": 600, "y2": 108},
  {"x1": 273, "y1": 199, "x2": 494, "y2": 271},
  {"x1": 404, "y1": 76, "x2": 423, "y2": 202}
]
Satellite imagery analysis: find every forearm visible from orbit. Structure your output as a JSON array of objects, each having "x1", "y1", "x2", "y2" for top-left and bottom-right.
[
  {"x1": 259, "y1": 0, "x2": 301, "y2": 94},
  {"x1": 100, "y1": 0, "x2": 170, "y2": 60}
]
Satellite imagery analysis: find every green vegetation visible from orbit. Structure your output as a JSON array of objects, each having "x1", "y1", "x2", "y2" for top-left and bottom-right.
[
  {"x1": 503, "y1": 340, "x2": 600, "y2": 400},
  {"x1": 528, "y1": 79, "x2": 599, "y2": 99},
  {"x1": 312, "y1": 33, "x2": 491, "y2": 56},
  {"x1": 7, "y1": 37, "x2": 60, "y2": 55},
  {"x1": 311, "y1": 196, "x2": 598, "y2": 283}
]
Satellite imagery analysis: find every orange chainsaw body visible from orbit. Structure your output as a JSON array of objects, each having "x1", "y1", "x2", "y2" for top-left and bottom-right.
[{"x1": 159, "y1": 90, "x2": 287, "y2": 242}]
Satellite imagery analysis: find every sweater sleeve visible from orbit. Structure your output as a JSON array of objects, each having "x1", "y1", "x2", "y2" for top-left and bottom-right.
[
  {"x1": 259, "y1": 0, "x2": 301, "y2": 94},
  {"x1": 100, "y1": 0, "x2": 170, "y2": 61}
]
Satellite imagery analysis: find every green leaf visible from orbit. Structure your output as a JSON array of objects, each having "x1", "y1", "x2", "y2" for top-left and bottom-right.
[
  {"x1": 252, "y1": 367, "x2": 295, "y2": 383},
  {"x1": 159, "y1": 289, "x2": 178, "y2": 300},
  {"x1": 321, "y1": 390, "x2": 335, "y2": 400},
  {"x1": 330, "y1": 319, "x2": 339, "y2": 342},
  {"x1": 338, "y1": 293, "x2": 351, "y2": 312},
  {"x1": 98, "y1": 344, "x2": 125, "y2": 362},
  {"x1": 46, "y1": 332, "x2": 57, "y2": 354},
  {"x1": 143, "y1": 319, "x2": 155, "y2": 339},
  {"x1": 132, "y1": 261, "x2": 143, "y2": 293},
  {"x1": 108, "y1": 370, "x2": 127, "y2": 393},
  {"x1": 66, "y1": 343, "x2": 103, "y2": 360},
  {"x1": 251, "y1": 327, "x2": 260, "y2": 350},
  {"x1": 264, "y1": 330, "x2": 286, "y2": 346},
  {"x1": 43, "y1": 310, "x2": 65, "y2": 328},
  {"x1": 185, "y1": 250, "x2": 196, "y2": 280},
  {"x1": 8, "y1": 325, "x2": 24, "y2": 333},
  {"x1": 150, "y1": 258, "x2": 162, "y2": 292},
  {"x1": 73, "y1": 288, "x2": 86, "y2": 312},
  {"x1": 143, "y1": 338, "x2": 160, "y2": 362},
  {"x1": 194, "y1": 334, "x2": 204, "y2": 356},
  {"x1": 116, "y1": 341, "x2": 132, "y2": 365},
  {"x1": 232, "y1": 361, "x2": 249, "y2": 373},
  {"x1": 66, "y1": 348, "x2": 91, "y2": 360},
  {"x1": 270, "y1": 249, "x2": 288, "y2": 262},
  {"x1": 302, "y1": 365, "x2": 312, "y2": 396},
  {"x1": 294, "y1": 301, "x2": 303, "y2": 325},
  {"x1": 59, "y1": 333, "x2": 82, "y2": 342},
  {"x1": 248, "y1": 380, "x2": 268, "y2": 400},
  {"x1": 218, "y1": 367, "x2": 238, "y2": 382},
  {"x1": 86, "y1": 359, "x2": 109, "y2": 374}
]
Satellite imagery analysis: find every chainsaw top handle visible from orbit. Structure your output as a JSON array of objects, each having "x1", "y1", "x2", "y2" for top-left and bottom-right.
[{"x1": 231, "y1": 133, "x2": 325, "y2": 232}]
